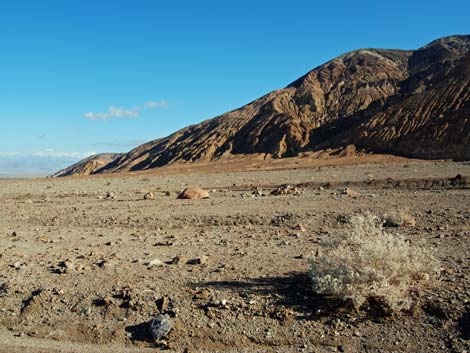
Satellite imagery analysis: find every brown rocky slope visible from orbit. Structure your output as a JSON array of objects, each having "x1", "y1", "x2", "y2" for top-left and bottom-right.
[
  {"x1": 53, "y1": 153, "x2": 123, "y2": 177},
  {"x1": 60, "y1": 35, "x2": 470, "y2": 176}
]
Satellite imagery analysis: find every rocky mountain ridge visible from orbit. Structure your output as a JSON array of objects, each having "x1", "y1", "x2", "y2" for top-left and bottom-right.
[{"x1": 57, "y1": 35, "x2": 470, "y2": 176}]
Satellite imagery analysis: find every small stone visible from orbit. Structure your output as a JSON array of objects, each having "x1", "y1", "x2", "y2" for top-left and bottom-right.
[
  {"x1": 443, "y1": 268, "x2": 455, "y2": 275},
  {"x1": 157, "y1": 296, "x2": 170, "y2": 312},
  {"x1": 168, "y1": 256, "x2": 181, "y2": 265},
  {"x1": 342, "y1": 188, "x2": 360, "y2": 198},
  {"x1": 149, "y1": 314, "x2": 172, "y2": 340},
  {"x1": 270, "y1": 184, "x2": 302, "y2": 196},
  {"x1": 96, "y1": 259, "x2": 114, "y2": 269},
  {"x1": 186, "y1": 256, "x2": 208, "y2": 265},
  {"x1": 146, "y1": 258, "x2": 164, "y2": 268},
  {"x1": 102, "y1": 297, "x2": 114, "y2": 307},
  {"x1": 193, "y1": 289, "x2": 211, "y2": 300},
  {"x1": 144, "y1": 192, "x2": 155, "y2": 200}
]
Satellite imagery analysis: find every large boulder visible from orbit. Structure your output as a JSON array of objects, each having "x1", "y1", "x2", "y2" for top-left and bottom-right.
[{"x1": 177, "y1": 187, "x2": 210, "y2": 200}]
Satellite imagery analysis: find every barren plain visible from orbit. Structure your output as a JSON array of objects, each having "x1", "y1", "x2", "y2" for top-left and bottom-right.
[{"x1": 0, "y1": 159, "x2": 469, "y2": 353}]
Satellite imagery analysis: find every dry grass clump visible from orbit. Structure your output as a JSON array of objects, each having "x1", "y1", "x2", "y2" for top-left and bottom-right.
[
  {"x1": 309, "y1": 212, "x2": 439, "y2": 311},
  {"x1": 383, "y1": 209, "x2": 416, "y2": 227}
]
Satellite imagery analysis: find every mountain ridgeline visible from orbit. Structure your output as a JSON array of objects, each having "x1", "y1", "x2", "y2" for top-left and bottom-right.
[{"x1": 56, "y1": 35, "x2": 470, "y2": 176}]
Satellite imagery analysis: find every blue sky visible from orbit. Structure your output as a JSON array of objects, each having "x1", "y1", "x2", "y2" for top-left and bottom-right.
[{"x1": 0, "y1": 0, "x2": 469, "y2": 175}]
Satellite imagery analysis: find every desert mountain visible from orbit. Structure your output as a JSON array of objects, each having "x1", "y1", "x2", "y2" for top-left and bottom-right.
[
  {"x1": 58, "y1": 35, "x2": 470, "y2": 176},
  {"x1": 52, "y1": 153, "x2": 122, "y2": 177}
]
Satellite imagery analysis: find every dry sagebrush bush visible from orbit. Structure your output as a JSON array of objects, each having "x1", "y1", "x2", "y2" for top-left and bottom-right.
[{"x1": 309, "y1": 212, "x2": 439, "y2": 311}]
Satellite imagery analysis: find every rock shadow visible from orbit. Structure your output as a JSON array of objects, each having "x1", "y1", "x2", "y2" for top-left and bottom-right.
[
  {"x1": 193, "y1": 272, "x2": 352, "y2": 321},
  {"x1": 125, "y1": 321, "x2": 150, "y2": 342},
  {"x1": 458, "y1": 306, "x2": 470, "y2": 340}
]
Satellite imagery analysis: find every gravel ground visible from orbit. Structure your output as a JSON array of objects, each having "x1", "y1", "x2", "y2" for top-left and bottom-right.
[{"x1": 0, "y1": 160, "x2": 469, "y2": 353}]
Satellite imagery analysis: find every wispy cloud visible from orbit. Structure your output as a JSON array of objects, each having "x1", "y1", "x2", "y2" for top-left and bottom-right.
[
  {"x1": 0, "y1": 150, "x2": 96, "y2": 159},
  {"x1": 144, "y1": 100, "x2": 168, "y2": 108},
  {"x1": 31, "y1": 150, "x2": 96, "y2": 159},
  {"x1": 0, "y1": 150, "x2": 97, "y2": 176},
  {"x1": 84, "y1": 106, "x2": 139, "y2": 120},
  {"x1": 84, "y1": 100, "x2": 168, "y2": 121},
  {"x1": 0, "y1": 152, "x2": 20, "y2": 157}
]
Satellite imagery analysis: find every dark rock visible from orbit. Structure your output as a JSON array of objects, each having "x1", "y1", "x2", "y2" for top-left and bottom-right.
[{"x1": 149, "y1": 314, "x2": 172, "y2": 340}]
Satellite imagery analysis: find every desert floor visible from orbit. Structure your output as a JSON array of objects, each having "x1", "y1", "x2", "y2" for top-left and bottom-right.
[{"x1": 0, "y1": 159, "x2": 469, "y2": 353}]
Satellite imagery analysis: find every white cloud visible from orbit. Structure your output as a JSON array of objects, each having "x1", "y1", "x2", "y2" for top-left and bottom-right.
[
  {"x1": 84, "y1": 100, "x2": 167, "y2": 121},
  {"x1": 0, "y1": 152, "x2": 20, "y2": 157},
  {"x1": 0, "y1": 150, "x2": 96, "y2": 159},
  {"x1": 144, "y1": 100, "x2": 168, "y2": 109},
  {"x1": 84, "y1": 106, "x2": 139, "y2": 120},
  {"x1": 30, "y1": 150, "x2": 96, "y2": 159},
  {"x1": 0, "y1": 150, "x2": 97, "y2": 176}
]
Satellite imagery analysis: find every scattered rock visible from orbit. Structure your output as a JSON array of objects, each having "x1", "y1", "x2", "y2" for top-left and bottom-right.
[
  {"x1": 144, "y1": 192, "x2": 155, "y2": 200},
  {"x1": 149, "y1": 314, "x2": 172, "y2": 340},
  {"x1": 186, "y1": 256, "x2": 208, "y2": 265},
  {"x1": 153, "y1": 241, "x2": 173, "y2": 247},
  {"x1": 193, "y1": 289, "x2": 211, "y2": 300},
  {"x1": 51, "y1": 259, "x2": 73, "y2": 274},
  {"x1": 146, "y1": 258, "x2": 164, "y2": 268},
  {"x1": 342, "y1": 187, "x2": 360, "y2": 198},
  {"x1": 293, "y1": 223, "x2": 306, "y2": 232},
  {"x1": 271, "y1": 184, "x2": 302, "y2": 196},
  {"x1": 105, "y1": 192, "x2": 115, "y2": 200},
  {"x1": 177, "y1": 187, "x2": 210, "y2": 200},
  {"x1": 156, "y1": 296, "x2": 170, "y2": 312},
  {"x1": 167, "y1": 256, "x2": 181, "y2": 265},
  {"x1": 252, "y1": 188, "x2": 265, "y2": 197},
  {"x1": 96, "y1": 259, "x2": 114, "y2": 269},
  {"x1": 12, "y1": 261, "x2": 25, "y2": 270},
  {"x1": 0, "y1": 282, "x2": 10, "y2": 297},
  {"x1": 94, "y1": 296, "x2": 114, "y2": 307}
]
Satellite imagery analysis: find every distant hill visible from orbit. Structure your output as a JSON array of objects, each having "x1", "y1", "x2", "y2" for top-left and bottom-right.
[
  {"x1": 52, "y1": 153, "x2": 122, "y2": 177},
  {"x1": 56, "y1": 35, "x2": 470, "y2": 176}
]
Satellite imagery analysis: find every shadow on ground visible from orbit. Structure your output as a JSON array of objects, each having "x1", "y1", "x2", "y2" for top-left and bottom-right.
[
  {"x1": 193, "y1": 272, "x2": 352, "y2": 321},
  {"x1": 458, "y1": 305, "x2": 470, "y2": 340},
  {"x1": 125, "y1": 321, "x2": 151, "y2": 342}
]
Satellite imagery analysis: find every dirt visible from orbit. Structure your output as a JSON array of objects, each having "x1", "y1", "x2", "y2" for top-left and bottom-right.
[{"x1": 0, "y1": 159, "x2": 469, "y2": 352}]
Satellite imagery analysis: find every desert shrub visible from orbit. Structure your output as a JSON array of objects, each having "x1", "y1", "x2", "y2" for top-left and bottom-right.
[
  {"x1": 383, "y1": 209, "x2": 416, "y2": 227},
  {"x1": 309, "y1": 212, "x2": 439, "y2": 311}
]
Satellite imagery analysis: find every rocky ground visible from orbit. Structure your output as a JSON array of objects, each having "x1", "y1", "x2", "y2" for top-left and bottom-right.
[{"x1": 0, "y1": 160, "x2": 469, "y2": 352}]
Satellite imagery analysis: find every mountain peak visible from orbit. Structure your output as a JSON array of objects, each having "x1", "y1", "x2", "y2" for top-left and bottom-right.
[{"x1": 421, "y1": 34, "x2": 470, "y2": 51}]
